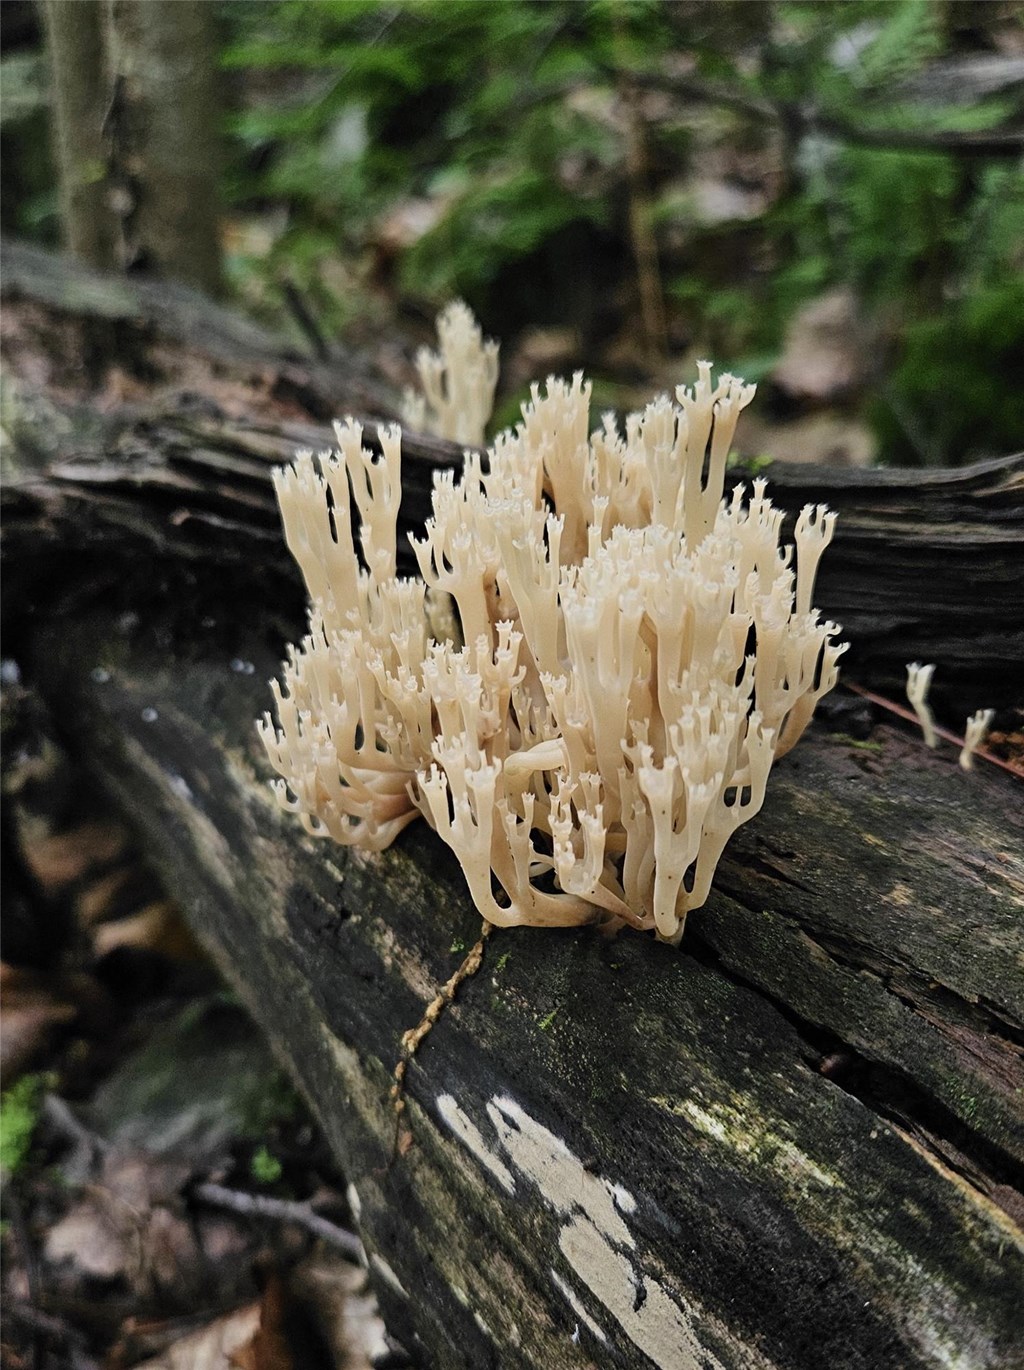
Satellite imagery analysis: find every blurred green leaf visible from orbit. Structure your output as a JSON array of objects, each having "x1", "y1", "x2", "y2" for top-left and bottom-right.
[
  {"x1": 1, "y1": 1074, "x2": 44, "y2": 1180},
  {"x1": 0, "y1": 53, "x2": 49, "y2": 126},
  {"x1": 250, "y1": 1144, "x2": 284, "y2": 1185}
]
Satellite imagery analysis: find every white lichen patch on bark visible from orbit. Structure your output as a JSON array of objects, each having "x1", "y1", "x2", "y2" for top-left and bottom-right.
[
  {"x1": 371, "y1": 1253, "x2": 409, "y2": 1297},
  {"x1": 435, "y1": 1089, "x2": 774, "y2": 1369},
  {"x1": 665, "y1": 1095, "x2": 840, "y2": 1193},
  {"x1": 559, "y1": 1213, "x2": 728, "y2": 1370},
  {"x1": 319, "y1": 1023, "x2": 393, "y2": 1149},
  {"x1": 653, "y1": 1091, "x2": 1014, "y2": 1370},
  {"x1": 436, "y1": 1093, "x2": 516, "y2": 1194},
  {"x1": 550, "y1": 1270, "x2": 609, "y2": 1346},
  {"x1": 484, "y1": 1095, "x2": 636, "y2": 1247}
]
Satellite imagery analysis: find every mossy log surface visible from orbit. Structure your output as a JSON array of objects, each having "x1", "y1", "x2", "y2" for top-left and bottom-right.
[{"x1": 3, "y1": 241, "x2": 1023, "y2": 1368}]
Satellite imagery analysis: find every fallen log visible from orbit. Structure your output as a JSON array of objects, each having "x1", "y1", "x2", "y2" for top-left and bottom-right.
[
  {"x1": 3, "y1": 237, "x2": 1022, "y2": 714},
  {"x1": 16, "y1": 574, "x2": 1024, "y2": 1370},
  {"x1": 3, "y1": 244, "x2": 1023, "y2": 1369}
]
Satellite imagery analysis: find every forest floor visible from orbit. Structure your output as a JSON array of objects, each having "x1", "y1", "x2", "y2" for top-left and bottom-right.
[{"x1": 0, "y1": 677, "x2": 408, "y2": 1370}]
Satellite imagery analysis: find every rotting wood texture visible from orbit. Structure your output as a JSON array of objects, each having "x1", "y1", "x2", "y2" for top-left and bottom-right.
[
  {"x1": 24, "y1": 617, "x2": 1024, "y2": 1370},
  {"x1": 3, "y1": 241, "x2": 1023, "y2": 1369}
]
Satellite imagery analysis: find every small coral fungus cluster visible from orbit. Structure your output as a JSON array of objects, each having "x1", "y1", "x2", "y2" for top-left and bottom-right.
[{"x1": 259, "y1": 321, "x2": 845, "y2": 942}]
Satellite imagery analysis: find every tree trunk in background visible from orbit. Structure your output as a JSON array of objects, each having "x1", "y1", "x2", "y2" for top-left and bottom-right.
[
  {"x1": 40, "y1": 0, "x2": 223, "y2": 294},
  {"x1": 40, "y1": 0, "x2": 117, "y2": 271},
  {"x1": 102, "y1": 0, "x2": 222, "y2": 295}
]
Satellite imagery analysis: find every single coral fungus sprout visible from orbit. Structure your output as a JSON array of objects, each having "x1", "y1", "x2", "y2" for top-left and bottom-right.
[{"x1": 259, "y1": 354, "x2": 846, "y2": 943}]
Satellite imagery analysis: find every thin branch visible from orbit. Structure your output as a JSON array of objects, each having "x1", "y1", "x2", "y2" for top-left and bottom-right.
[
  {"x1": 622, "y1": 69, "x2": 1024, "y2": 158},
  {"x1": 42, "y1": 1095, "x2": 367, "y2": 1262},
  {"x1": 620, "y1": 74, "x2": 668, "y2": 360},
  {"x1": 192, "y1": 1181, "x2": 365, "y2": 1262},
  {"x1": 4, "y1": 1187, "x2": 44, "y2": 1370},
  {"x1": 812, "y1": 111, "x2": 1024, "y2": 158},
  {"x1": 5, "y1": 1303, "x2": 98, "y2": 1370},
  {"x1": 42, "y1": 1092, "x2": 108, "y2": 1170},
  {"x1": 389, "y1": 922, "x2": 493, "y2": 1164},
  {"x1": 280, "y1": 279, "x2": 332, "y2": 363}
]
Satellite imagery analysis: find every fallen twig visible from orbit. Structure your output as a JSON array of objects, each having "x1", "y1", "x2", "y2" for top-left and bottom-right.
[
  {"x1": 5, "y1": 1302, "x2": 98, "y2": 1370},
  {"x1": 280, "y1": 279, "x2": 332, "y2": 363},
  {"x1": 192, "y1": 1181, "x2": 364, "y2": 1262},
  {"x1": 615, "y1": 67, "x2": 1024, "y2": 158},
  {"x1": 389, "y1": 921, "x2": 493, "y2": 1163},
  {"x1": 42, "y1": 1093, "x2": 108, "y2": 1175}
]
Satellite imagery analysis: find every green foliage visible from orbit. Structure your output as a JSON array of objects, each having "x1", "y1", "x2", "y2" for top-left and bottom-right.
[
  {"x1": 222, "y1": 0, "x2": 631, "y2": 324},
  {"x1": 0, "y1": 50, "x2": 57, "y2": 241},
  {"x1": 217, "y1": 0, "x2": 1022, "y2": 441},
  {"x1": 402, "y1": 166, "x2": 608, "y2": 300},
  {"x1": 855, "y1": 0, "x2": 943, "y2": 88},
  {"x1": 249, "y1": 1144, "x2": 283, "y2": 1185},
  {"x1": 727, "y1": 451, "x2": 774, "y2": 478},
  {"x1": 829, "y1": 734, "x2": 885, "y2": 753},
  {"x1": 873, "y1": 283, "x2": 1024, "y2": 466},
  {"x1": 7, "y1": 0, "x2": 1016, "y2": 464},
  {"x1": 1, "y1": 1074, "x2": 45, "y2": 1180},
  {"x1": 0, "y1": 52, "x2": 50, "y2": 125}
]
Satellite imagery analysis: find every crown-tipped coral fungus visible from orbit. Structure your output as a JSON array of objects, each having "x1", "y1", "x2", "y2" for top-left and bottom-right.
[{"x1": 260, "y1": 326, "x2": 845, "y2": 943}]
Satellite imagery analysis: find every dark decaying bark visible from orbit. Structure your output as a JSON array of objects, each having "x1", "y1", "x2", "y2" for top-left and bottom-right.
[{"x1": 2, "y1": 242, "x2": 1023, "y2": 1370}]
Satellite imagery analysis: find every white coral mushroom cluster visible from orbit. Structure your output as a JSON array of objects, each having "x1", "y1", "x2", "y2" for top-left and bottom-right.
[
  {"x1": 259, "y1": 361, "x2": 846, "y2": 942},
  {"x1": 400, "y1": 300, "x2": 499, "y2": 446}
]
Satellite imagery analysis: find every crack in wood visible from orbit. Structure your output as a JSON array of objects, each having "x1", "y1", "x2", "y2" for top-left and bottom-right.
[{"x1": 686, "y1": 924, "x2": 1024, "y2": 1222}]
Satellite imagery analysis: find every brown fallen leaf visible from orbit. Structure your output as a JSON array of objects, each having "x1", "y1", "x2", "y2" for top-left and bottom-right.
[
  {"x1": 107, "y1": 1313, "x2": 213, "y2": 1369},
  {"x1": 230, "y1": 1274, "x2": 294, "y2": 1370},
  {"x1": 45, "y1": 1199, "x2": 128, "y2": 1281},
  {"x1": 133, "y1": 1303, "x2": 262, "y2": 1370},
  {"x1": 772, "y1": 288, "x2": 871, "y2": 402},
  {"x1": 20, "y1": 821, "x2": 129, "y2": 897},
  {"x1": 45, "y1": 1148, "x2": 197, "y2": 1296},
  {"x1": 91, "y1": 900, "x2": 204, "y2": 963},
  {"x1": 0, "y1": 963, "x2": 109, "y2": 1080},
  {"x1": 734, "y1": 409, "x2": 876, "y2": 469},
  {"x1": 76, "y1": 865, "x2": 150, "y2": 928},
  {"x1": 291, "y1": 1249, "x2": 389, "y2": 1370}
]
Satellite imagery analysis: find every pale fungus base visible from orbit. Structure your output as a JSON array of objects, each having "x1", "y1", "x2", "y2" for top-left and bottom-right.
[{"x1": 259, "y1": 341, "x2": 846, "y2": 943}]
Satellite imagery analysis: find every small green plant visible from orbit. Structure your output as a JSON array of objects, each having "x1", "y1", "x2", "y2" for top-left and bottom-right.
[
  {"x1": 1, "y1": 1074, "x2": 45, "y2": 1180},
  {"x1": 727, "y1": 451, "x2": 773, "y2": 478},
  {"x1": 250, "y1": 1144, "x2": 283, "y2": 1185},
  {"x1": 829, "y1": 733, "x2": 884, "y2": 753}
]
